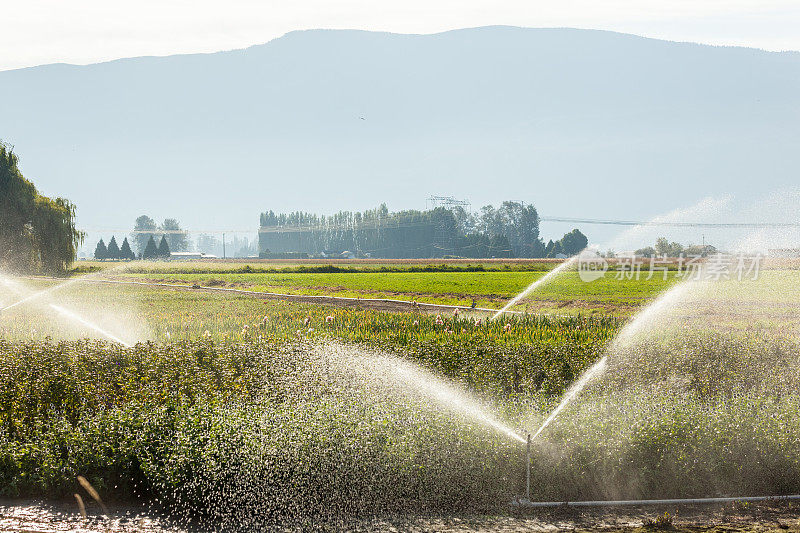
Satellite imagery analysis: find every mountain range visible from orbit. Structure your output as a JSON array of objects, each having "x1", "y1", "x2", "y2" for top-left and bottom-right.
[{"x1": 1, "y1": 26, "x2": 799, "y2": 250}]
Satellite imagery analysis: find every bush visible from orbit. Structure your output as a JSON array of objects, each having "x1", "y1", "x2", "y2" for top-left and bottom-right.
[{"x1": 0, "y1": 339, "x2": 523, "y2": 526}]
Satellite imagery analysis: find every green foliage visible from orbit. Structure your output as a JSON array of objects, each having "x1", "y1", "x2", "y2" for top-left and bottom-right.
[
  {"x1": 106, "y1": 236, "x2": 121, "y2": 260},
  {"x1": 477, "y1": 201, "x2": 544, "y2": 257},
  {"x1": 160, "y1": 218, "x2": 188, "y2": 252},
  {"x1": 545, "y1": 239, "x2": 562, "y2": 258},
  {"x1": 115, "y1": 267, "x2": 681, "y2": 314},
  {"x1": 547, "y1": 229, "x2": 588, "y2": 257},
  {"x1": 0, "y1": 143, "x2": 83, "y2": 273},
  {"x1": 0, "y1": 339, "x2": 520, "y2": 523},
  {"x1": 142, "y1": 236, "x2": 158, "y2": 259},
  {"x1": 119, "y1": 238, "x2": 135, "y2": 260},
  {"x1": 3, "y1": 275, "x2": 800, "y2": 525},
  {"x1": 635, "y1": 246, "x2": 657, "y2": 257},
  {"x1": 259, "y1": 201, "x2": 554, "y2": 259},
  {"x1": 157, "y1": 236, "x2": 171, "y2": 258},
  {"x1": 94, "y1": 239, "x2": 107, "y2": 260},
  {"x1": 638, "y1": 238, "x2": 717, "y2": 258},
  {"x1": 3, "y1": 331, "x2": 800, "y2": 524},
  {"x1": 656, "y1": 237, "x2": 684, "y2": 258},
  {"x1": 133, "y1": 215, "x2": 157, "y2": 256},
  {"x1": 559, "y1": 228, "x2": 588, "y2": 255}
]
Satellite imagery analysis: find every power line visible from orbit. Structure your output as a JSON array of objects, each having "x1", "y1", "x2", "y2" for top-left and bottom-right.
[{"x1": 539, "y1": 217, "x2": 800, "y2": 229}]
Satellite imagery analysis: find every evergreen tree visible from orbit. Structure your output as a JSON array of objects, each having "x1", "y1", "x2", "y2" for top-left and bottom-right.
[
  {"x1": 157, "y1": 236, "x2": 171, "y2": 258},
  {"x1": 106, "y1": 236, "x2": 121, "y2": 260},
  {"x1": 142, "y1": 235, "x2": 158, "y2": 259},
  {"x1": 94, "y1": 239, "x2": 107, "y2": 260},
  {"x1": 119, "y1": 237, "x2": 135, "y2": 260}
]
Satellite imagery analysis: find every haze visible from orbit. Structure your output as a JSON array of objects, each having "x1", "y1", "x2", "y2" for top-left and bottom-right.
[{"x1": 4, "y1": 0, "x2": 800, "y2": 71}]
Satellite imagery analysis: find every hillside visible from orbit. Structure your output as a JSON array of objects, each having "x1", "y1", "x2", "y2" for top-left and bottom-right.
[{"x1": 1, "y1": 26, "x2": 798, "y2": 247}]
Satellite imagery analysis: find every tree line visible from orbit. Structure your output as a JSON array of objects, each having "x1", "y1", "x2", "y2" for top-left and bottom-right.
[
  {"x1": 635, "y1": 237, "x2": 717, "y2": 258},
  {"x1": 0, "y1": 143, "x2": 83, "y2": 274},
  {"x1": 133, "y1": 215, "x2": 188, "y2": 254},
  {"x1": 95, "y1": 235, "x2": 171, "y2": 260},
  {"x1": 259, "y1": 201, "x2": 587, "y2": 259}
]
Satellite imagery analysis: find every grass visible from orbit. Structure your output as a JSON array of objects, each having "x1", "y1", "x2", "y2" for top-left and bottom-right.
[
  {"x1": 73, "y1": 259, "x2": 566, "y2": 274},
  {"x1": 71, "y1": 258, "x2": 800, "y2": 317},
  {"x1": 106, "y1": 269, "x2": 684, "y2": 315}
]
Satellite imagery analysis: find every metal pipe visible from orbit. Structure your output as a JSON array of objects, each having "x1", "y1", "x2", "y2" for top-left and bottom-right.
[
  {"x1": 525, "y1": 433, "x2": 531, "y2": 501},
  {"x1": 512, "y1": 494, "x2": 800, "y2": 508}
]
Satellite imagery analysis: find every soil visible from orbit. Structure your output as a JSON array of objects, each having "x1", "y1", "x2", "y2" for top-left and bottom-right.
[
  {"x1": 3, "y1": 500, "x2": 799, "y2": 532},
  {"x1": 0, "y1": 499, "x2": 180, "y2": 532}
]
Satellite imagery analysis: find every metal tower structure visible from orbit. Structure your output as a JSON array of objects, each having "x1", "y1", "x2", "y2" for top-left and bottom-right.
[
  {"x1": 426, "y1": 196, "x2": 471, "y2": 256},
  {"x1": 426, "y1": 196, "x2": 471, "y2": 212}
]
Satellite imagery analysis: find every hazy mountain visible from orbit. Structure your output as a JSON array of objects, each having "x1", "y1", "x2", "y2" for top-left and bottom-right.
[{"x1": 1, "y1": 26, "x2": 799, "y2": 248}]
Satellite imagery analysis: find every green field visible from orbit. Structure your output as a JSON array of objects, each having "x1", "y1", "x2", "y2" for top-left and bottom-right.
[
  {"x1": 3, "y1": 261, "x2": 800, "y2": 528},
  {"x1": 108, "y1": 267, "x2": 682, "y2": 314}
]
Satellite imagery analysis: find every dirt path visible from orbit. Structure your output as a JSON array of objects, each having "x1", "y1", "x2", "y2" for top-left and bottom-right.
[
  {"x1": 83, "y1": 277, "x2": 508, "y2": 315},
  {"x1": 82, "y1": 276, "x2": 629, "y2": 317},
  {"x1": 27, "y1": 274, "x2": 630, "y2": 317}
]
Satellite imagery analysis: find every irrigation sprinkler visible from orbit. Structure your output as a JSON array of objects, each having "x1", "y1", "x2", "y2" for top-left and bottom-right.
[
  {"x1": 513, "y1": 354, "x2": 609, "y2": 504},
  {"x1": 513, "y1": 428, "x2": 800, "y2": 509},
  {"x1": 526, "y1": 433, "x2": 531, "y2": 502},
  {"x1": 512, "y1": 494, "x2": 800, "y2": 508}
]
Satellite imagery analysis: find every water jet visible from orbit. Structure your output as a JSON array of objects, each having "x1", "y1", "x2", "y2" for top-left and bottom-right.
[
  {"x1": 48, "y1": 304, "x2": 132, "y2": 347},
  {"x1": 391, "y1": 360, "x2": 527, "y2": 444},
  {"x1": 491, "y1": 254, "x2": 581, "y2": 320}
]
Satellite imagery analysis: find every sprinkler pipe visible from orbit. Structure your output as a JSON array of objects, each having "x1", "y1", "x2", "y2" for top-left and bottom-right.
[
  {"x1": 512, "y1": 494, "x2": 800, "y2": 508},
  {"x1": 526, "y1": 433, "x2": 531, "y2": 501}
]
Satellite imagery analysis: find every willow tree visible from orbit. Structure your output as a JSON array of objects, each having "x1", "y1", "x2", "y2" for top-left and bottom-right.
[{"x1": 0, "y1": 143, "x2": 83, "y2": 273}]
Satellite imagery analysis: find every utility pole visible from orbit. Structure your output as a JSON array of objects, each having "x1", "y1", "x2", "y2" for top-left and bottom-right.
[{"x1": 222, "y1": 233, "x2": 226, "y2": 259}]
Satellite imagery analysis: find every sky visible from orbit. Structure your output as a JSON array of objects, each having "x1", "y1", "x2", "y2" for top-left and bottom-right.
[{"x1": 4, "y1": 0, "x2": 800, "y2": 71}]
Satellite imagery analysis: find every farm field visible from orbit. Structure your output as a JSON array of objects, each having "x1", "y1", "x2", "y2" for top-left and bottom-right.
[
  {"x1": 3, "y1": 263, "x2": 800, "y2": 530},
  {"x1": 84, "y1": 258, "x2": 800, "y2": 317},
  {"x1": 96, "y1": 263, "x2": 681, "y2": 315}
]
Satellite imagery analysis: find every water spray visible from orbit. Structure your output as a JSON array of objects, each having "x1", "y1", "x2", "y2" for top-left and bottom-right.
[
  {"x1": 515, "y1": 356, "x2": 609, "y2": 503},
  {"x1": 530, "y1": 356, "x2": 608, "y2": 442},
  {"x1": 392, "y1": 362, "x2": 527, "y2": 444},
  {"x1": 1, "y1": 277, "x2": 84, "y2": 313},
  {"x1": 491, "y1": 253, "x2": 582, "y2": 320},
  {"x1": 48, "y1": 304, "x2": 132, "y2": 347},
  {"x1": 0, "y1": 265, "x2": 125, "y2": 314}
]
